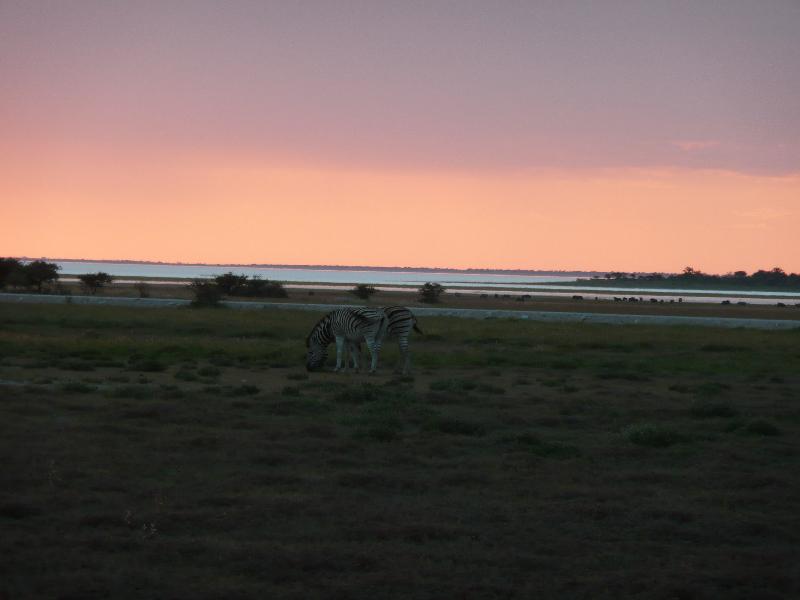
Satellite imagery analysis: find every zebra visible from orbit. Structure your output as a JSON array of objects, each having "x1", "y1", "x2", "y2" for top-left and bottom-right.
[
  {"x1": 349, "y1": 306, "x2": 423, "y2": 375},
  {"x1": 305, "y1": 307, "x2": 389, "y2": 373}
]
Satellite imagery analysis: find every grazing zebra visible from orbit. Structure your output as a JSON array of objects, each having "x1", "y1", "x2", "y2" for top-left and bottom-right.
[
  {"x1": 305, "y1": 307, "x2": 388, "y2": 373},
  {"x1": 350, "y1": 306, "x2": 423, "y2": 375}
]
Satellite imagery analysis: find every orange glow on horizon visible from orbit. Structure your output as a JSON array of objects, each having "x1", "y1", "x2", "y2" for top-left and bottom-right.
[{"x1": 2, "y1": 151, "x2": 798, "y2": 274}]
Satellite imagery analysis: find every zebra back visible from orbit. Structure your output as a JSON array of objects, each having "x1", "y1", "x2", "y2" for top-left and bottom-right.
[
  {"x1": 382, "y1": 306, "x2": 421, "y2": 337},
  {"x1": 307, "y1": 307, "x2": 386, "y2": 348}
]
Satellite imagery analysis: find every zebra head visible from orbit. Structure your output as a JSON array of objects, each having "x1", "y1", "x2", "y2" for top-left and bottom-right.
[{"x1": 305, "y1": 335, "x2": 328, "y2": 371}]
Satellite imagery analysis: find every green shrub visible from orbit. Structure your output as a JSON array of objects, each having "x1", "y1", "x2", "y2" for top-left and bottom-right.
[
  {"x1": 108, "y1": 385, "x2": 152, "y2": 399},
  {"x1": 419, "y1": 282, "x2": 445, "y2": 303},
  {"x1": 429, "y1": 379, "x2": 478, "y2": 393},
  {"x1": 426, "y1": 417, "x2": 486, "y2": 437},
  {"x1": 174, "y1": 368, "x2": 197, "y2": 381},
  {"x1": 78, "y1": 272, "x2": 113, "y2": 295},
  {"x1": 60, "y1": 382, "x2": 97, "y2": 394},
  {"x1": 690, "y1": 401, "x2": 737, "y2": 418},
  {"x1": 128, "y1": 357, "x2": 166, "y2": 372},
  {"x1": 227, "y1": 384, "x2": 259, "y2": 397},
  {"x1": 189, "y1": 280, "x2": 223, "y2": 307},
  {"x1": 502, "y1": 433, "x2": 581, "y2": 458},
  {"x1": 198, "y1": 365, "x2": 221, "y2": 377},
  {"x1": 350, "y1": 284, "x2": 378, "y2": 300},
  {"x1": 334, "y1": 384, "x2": 384, "y2": 404},
  {"x1": 744, "y1": 420, "x2": 780, "y2": 436},
  {"x1": 623, "y1": 424, "x2": 685, "y2": 447}
]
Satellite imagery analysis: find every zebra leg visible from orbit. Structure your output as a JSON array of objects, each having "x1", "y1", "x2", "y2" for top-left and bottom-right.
[
  {"x1": 398, "y1": 336, "x2": 411, "y2": 375},
  {"x1": 334, "y1": 336, "x2": 346, "y2": 372},
  {"x1": 348, "y1": 341, "x2": 360, "y2": 372},
  {"x1": 364, "y1": 337, "x2": 382, "y2": 374}
]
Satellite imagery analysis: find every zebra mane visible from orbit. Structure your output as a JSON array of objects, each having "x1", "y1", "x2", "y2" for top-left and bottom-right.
[{"x1": 306, "y1": 312, "x2": 335, "y2": 347}]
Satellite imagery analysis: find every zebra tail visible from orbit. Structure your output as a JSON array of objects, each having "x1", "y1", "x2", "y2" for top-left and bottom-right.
[{"x1": 413, "y1": 320, "x2": 424, "y2": 335}]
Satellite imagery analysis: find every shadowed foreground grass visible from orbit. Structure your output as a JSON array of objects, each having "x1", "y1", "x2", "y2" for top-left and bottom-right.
[{"x1": 1, "y1": 304, "x2": 799, "y2": 599}]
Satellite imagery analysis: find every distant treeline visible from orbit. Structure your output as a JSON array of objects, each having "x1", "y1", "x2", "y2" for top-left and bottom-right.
[
  {"x1": 0, "y1": 258, "x2": 61, "y2": 292},
  {"x1": 596, "y1": 267, "x2": 800, "y2": 289}
]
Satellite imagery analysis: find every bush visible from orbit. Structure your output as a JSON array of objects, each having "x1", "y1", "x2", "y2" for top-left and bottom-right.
[
  {"x1": 215, "y1": 272, "x2": 248, "y2": 294},
  {"x1": 239, "y1": 277, "x2": 288, "y2": 298},
  {"x1": 213, "y1": 272, "x2": 288, "y2": 298},
  {"x1": 189, "y1": 280, "x2": 223, "y2": 307},
  {"x1": 78, "y1": 272, "x2": 113, "y2": 295},
  {"x1": 350, "y1": 284, "x2": 378, "y2": 300},
  {"x1": 419, "y1": 282, "x2": 444, "y2": 303}
]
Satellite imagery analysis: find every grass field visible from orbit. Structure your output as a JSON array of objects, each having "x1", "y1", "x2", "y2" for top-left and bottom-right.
[{"x1": 1, "y1": 303, "x2": 799, "y2": 599}]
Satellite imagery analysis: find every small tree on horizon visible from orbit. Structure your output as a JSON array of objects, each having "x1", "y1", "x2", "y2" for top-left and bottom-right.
[
  {"x1": 189, "y1": 280, "x2": 223, "y2": 307},
  {"x1": 215, "y1": 272, "x2": 249, "y2": 295},
  {"x1": 24, "y1": 260, "x2": 60, "y2": 293},
  {"x1": 350, "y1": 284, "x2": 377, "y2": 301},
  {"x1": 419, "y1": 282, "x2": 445, "y2": 303},
  {"x1": 240, "y1": 276, "x2": 288, "y2": 298},
  {"x1": 78, "y1": 272, "x2": 113, "y2": 295},
  {"x1": 0, "y1": 257, "x2": 23, "y2": 289}
]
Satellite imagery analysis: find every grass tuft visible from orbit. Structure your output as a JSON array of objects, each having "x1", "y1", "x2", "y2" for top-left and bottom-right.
[
  {"x1": 59, "y1": 381, "x2": 97, "y2": 394},
  {"x1": 623, "y1": 424, "x2": 685, "y2": 447},
  {"x1": 744, "y1": 420, "x2": 781, "y2": 436},
  {"x1": 689, "y1": 400, "x2": 738, "y2": 418},
  {"x1": 426, "y1": 417, "x2": 486, "y2": 436},
  {"x1": 127, "y1": 357, "x2": 166, "y2": 372}
]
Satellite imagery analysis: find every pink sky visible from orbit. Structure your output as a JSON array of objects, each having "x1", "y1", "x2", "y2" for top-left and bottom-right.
[{"x1": 1, "y1": 1, "x2": 798, "y2": 272}]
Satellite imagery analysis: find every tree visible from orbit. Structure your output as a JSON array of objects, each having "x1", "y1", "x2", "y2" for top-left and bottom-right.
[
  {"x1": 78, "y1": 272, "x2": 113, "y2": 295},
  {"x1": 24, "y1": 260, "x2": 60, "y2": 292},
  {"x1": 215, "y1": 272, "x2": 248, "y2": 294},
  {"x1": 350, "y1": 284, "x2": 377, "y2": 301},
  {"x1": 0, "y1": 257, "x2": 23, "y2": 289},
  {"x1": 189, "y1": 280, "x2": 222, "y2": 307},
  {"x1": 419, "y1": 282, "x2": 445, "y2": 303},
  {"x1": 240, "y1": 276, "x2": 288, "y2": 298}
]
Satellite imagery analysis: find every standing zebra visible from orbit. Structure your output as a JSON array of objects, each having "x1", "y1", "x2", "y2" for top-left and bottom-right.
[
  {"x1": 349, "y1": 306, "x2": 423, "y2": 375},
  {"x1": 306, "y1": 307, "x2": 388, "y2": 373}
]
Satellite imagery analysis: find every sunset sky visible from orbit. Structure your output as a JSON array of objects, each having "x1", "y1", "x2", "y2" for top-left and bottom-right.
[{"x1": 2, "y1": 1, "x2": 798, "y2": 273}]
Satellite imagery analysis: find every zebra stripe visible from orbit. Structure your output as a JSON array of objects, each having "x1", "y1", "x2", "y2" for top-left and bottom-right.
[
  {"x1": 351, "y1": 306, "x2": 422, "y2": 374},
  {"x1": 306, "y1": 307, "x2": 388, "y2": 373}
]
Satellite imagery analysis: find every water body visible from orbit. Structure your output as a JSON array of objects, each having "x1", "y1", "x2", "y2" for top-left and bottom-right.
[
  {"x1": 55, "y1": 261, "x2": 578, "y2": 286},
  {"x1": 55, "y1": 261, "x2": 800, "y2": 306}
]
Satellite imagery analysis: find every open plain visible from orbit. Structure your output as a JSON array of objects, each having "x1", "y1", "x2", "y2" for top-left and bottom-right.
[{"x1": 1, "y1": 303, "x2": 799, "y2": 599}]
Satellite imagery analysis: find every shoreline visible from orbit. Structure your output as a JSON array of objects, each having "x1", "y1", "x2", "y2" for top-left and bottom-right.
[
  {"x1": 3, "y1": 292, "x2": 799, "y2": 330},
  {"x1": 57, "y1": 276, "x2": 800, "y2": 303}
]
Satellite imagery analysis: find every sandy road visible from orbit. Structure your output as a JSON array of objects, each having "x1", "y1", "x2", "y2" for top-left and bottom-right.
[{"x1": 2, "y1": 292, "x2": 799, "y2": 330}]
